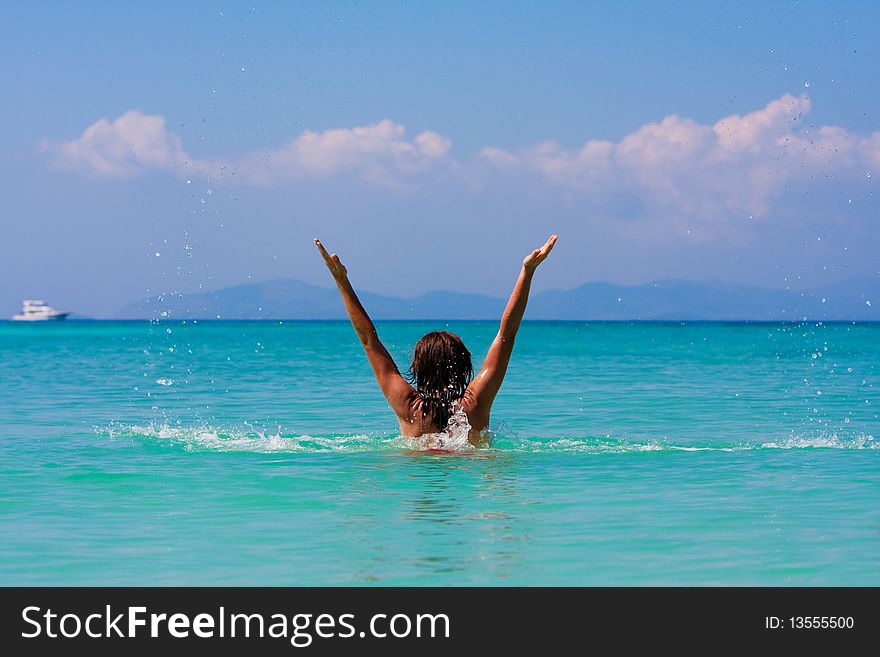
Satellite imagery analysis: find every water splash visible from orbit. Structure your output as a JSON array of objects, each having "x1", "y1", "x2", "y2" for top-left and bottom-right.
[
  {"x1": 503, "y1": 433, "x2": 876, "y2": 453},
  {"x1": 99, "y1": 423, "x2": 876, "y2": 454},
  {"x1": 760, "y1": 433, "x2": 877, "y2": 450},
  {"x1": 104, "y1": 423, "x2": 404, "y2": 453},
  {"x1": 418, "y1": 402, "x2": 475, "y2": 451}
]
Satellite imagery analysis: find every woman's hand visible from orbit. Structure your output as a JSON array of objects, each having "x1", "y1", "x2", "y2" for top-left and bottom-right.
[
  {"x1": 523, "y1": 234, "x2": 558, "y2": 272},
  {"x1": 314, "y1": 238, "x2": 348, "y2": 281}
]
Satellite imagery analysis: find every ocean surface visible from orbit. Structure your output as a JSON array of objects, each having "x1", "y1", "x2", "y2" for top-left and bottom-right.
[{"x1": 0, "y1": 320, "x2": 877, "y2": 586}]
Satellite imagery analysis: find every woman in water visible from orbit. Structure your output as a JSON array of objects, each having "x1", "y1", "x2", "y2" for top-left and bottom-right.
[{"x1": 315, "y1": 234, "x2": 557, "y2": 446}]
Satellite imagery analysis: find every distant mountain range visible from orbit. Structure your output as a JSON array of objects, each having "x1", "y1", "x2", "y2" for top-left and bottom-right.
[{"x1": 115, "y1": 276, "x2": 879, "y2": 321}]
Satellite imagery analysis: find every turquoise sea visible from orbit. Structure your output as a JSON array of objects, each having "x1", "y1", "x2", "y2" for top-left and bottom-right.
[{"x1": 0, "y1": 320, "x2": 877, "y2": 585}]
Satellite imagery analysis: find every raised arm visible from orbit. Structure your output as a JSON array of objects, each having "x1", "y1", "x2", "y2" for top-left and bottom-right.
[
  {"x1": 314, "y1": 239, "x2": 415, "y2": 417},
  {"x1": 465, "y1": 235, "x2": 557, "y2": 414}
]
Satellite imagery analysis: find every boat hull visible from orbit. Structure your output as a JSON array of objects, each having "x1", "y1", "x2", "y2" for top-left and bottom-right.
[{"x1": 11, "y1": 313, "x2": 69, "y2": 321}]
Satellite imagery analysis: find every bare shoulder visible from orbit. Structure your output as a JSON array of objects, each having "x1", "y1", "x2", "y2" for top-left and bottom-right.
[
  {"x1": 459, "y1": 388, "x2": 478, "y2": 414},
  {"x1": 460, "y1": 389, "x2": 490, "y2": 432},
  {"x1": 396, "y1": 395, "x2": 435, "y2": 437},
  {"x1": 393, "y1": 384, "x2": 420, "y2": 419}
]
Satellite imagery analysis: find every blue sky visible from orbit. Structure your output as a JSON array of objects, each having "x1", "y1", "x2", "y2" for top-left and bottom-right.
[{"x1": 1, "y1": 0, "x2": 878, "y2": 317}]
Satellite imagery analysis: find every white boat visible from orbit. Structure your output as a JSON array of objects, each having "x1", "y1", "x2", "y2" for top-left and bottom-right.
[{"x1": 12, "y1": 300, "x2": 69, "y2": 321}]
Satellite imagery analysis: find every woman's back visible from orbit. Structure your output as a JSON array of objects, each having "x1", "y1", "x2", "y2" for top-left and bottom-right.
[{"x1": 398, "y1": 391, "x2": 489, "y2": 446}]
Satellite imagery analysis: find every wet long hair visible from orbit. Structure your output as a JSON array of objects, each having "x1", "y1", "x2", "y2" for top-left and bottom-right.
[{"x1": 406, "y1": 331, "x2": 473, "y2": 431}]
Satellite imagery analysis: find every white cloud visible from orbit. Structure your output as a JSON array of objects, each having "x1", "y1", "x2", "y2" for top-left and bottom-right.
[
  {"x1": 44, "y1": 113, "x2": 451, "y2": 186},
  {"x1": 237, "y1": 119, "x2": 452, "y2": 186},
  {"x1": 43, "y1": 96, "x2": 878, "y2": 227},
  {"x1": 713, "y1": 94, "x2": 810, "y2": 153},
  {"x1": 478, "y1": 94, "x2": 880, "y2": 223},
  {"x1": 42, "y1": 110, "x2": 199, "y2": 178}
]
